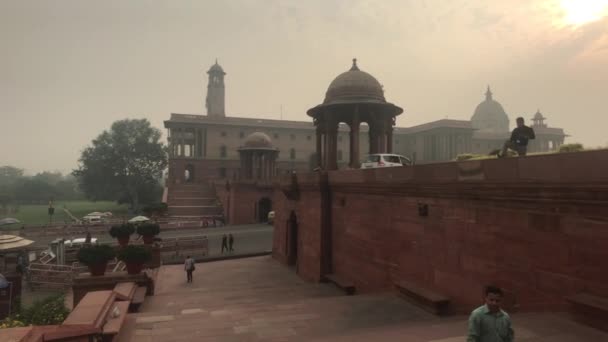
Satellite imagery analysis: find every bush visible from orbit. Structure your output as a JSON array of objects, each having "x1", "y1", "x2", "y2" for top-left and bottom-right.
[
  {"x1": 117, "y1": 245, "x2": 151, "y2": 263},
  {"x1": 142, "y1": 203, "x2": 168, "y2": 216},
  {"x1": 77, "y1": 244, "x2": 115, "y2": 266},
  {"x1": 136, "y1": 223, "x2": 160, "y2": 236},
  {"x1": 109, "y1": 223, "x2": 135, "y2": 238},
  {"x1": 559, "y1": 143, "x2": 584, "y2": 153},
  {"x1": 0, "y1": 294, "x2": 70, "y2": 328}
]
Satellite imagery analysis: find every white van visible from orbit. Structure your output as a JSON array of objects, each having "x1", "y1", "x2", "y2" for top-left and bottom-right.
[
  {"x1": 82, "y1": 215, "x2": 103, "y2": 224},
  {"x1": 361, "y1": 154, "x2": 412, "y2": 169}
]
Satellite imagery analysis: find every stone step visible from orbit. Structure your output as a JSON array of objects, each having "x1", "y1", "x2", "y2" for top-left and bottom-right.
[
  {"x1": 167, "y1": 198, "x2": 218, "y2": 206},
  {"x1": 168, "y1": 206, "x2": 224, "y2": 216}
]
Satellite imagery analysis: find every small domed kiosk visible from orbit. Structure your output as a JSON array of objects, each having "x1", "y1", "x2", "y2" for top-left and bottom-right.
[
  {"x1": 307, "y1": 59, "x2": 403, "y2": 170},
  {"x1": 238, "y1": 132, "x2": 279, "y2": 180}
]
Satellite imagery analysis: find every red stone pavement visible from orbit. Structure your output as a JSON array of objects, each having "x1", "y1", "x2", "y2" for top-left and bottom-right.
[{"x1": 116, "y1": 256, "x2": 608, "y2": 341}]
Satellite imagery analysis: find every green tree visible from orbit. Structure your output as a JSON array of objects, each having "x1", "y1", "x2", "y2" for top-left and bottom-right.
[{"x1": 73, "y1": 119, "x2": 167, "y2": 212}]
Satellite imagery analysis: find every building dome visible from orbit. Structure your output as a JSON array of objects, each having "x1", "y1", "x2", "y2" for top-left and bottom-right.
[
  {"x1": 471, "y1": 86, "x2": 509, "y2": 133},
  {"x1": 207, "y1": 60, "x2": 225, "y2": 74},
  {"x1": 243, "y1": 132, "x2": 273, "y2": 149},
  {"x1": 533, "y1": 110, "x2": 544, "y2": 120},
  {"x1": 323, "y1": 59, "x2": 386, "y2": 105}
]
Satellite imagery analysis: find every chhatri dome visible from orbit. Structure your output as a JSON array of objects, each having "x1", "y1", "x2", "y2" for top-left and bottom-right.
[
  {"x1": 242, "y1": 132, "x2": 274, "y2": 149},
  {"x1": 322, "y1": 58, "x2": 387, "y2": 105},
  {"x1": 471, "y1": 86, "x2": 509, "y2": 133},
  {"x1": 207, "y1": 59, "x2": 225, "y2": 74}
]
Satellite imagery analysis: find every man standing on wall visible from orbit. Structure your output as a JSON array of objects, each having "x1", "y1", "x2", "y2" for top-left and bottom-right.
[
  {"x1": 499, "y1": 117, "x2": 535, "y2": 157},
  {"x1": 228, "y1": 233, "x2": 234, "y2": 252},
  {"x1": 467, "y1": 285, "x2": 514, "y2": 342},
  {"x1": 221, "y1": 234, "x2": 228, "y2": 254}
]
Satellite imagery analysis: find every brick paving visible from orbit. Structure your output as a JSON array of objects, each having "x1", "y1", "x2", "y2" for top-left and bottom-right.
[{"x1": 116, "y1": 256, "x2": 608, "y2": 341}]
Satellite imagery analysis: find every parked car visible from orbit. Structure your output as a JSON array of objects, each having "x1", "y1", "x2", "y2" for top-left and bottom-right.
[{"x1": 361, "y1": 153, "x2": 412, "y2": 169}]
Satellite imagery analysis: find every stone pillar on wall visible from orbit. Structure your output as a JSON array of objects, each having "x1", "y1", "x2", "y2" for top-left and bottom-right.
[
  {"x1": 316, "y1": 124, "x2": 324, "y2": 169},
  {"x1": 349, "y1": 115, "x2": 360, "y2": 168},
  {"x1": 326, "y1": 118, "x2": 339, "y2": 170}
]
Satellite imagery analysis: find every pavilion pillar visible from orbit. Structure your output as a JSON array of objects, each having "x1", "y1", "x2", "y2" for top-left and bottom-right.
[
  {"x1": 316, "y1": 122, "x2": 324, "y2": 169},
  {"x1": 349, "y1": 110, "x2": 360, "y2": 168},
  {"x1": 387, "y1": 121, "x2": 393, "y2": 153},
  {"x1": 326, "y1": 118, "x2": 339, "y2": 170},
  {"x1": 369, "y1": 122, "x2": 379, "y2": 154}
]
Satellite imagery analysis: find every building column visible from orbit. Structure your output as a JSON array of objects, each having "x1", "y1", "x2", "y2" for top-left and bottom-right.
[
  {"x1": 387, "y1": 123, "x2": 393, "y2": 153},
  {"x1": 369, "y1": 120, "x2": 378, "y2": 155},
  {"x1": 349, "y1": 111, "x2": 360, "y2": 168},
  {"x1": 326, "y1": 118, "x2": 339, "y2": 170},
  {"x1": 316, "y1": 123, "x2": 324, "y2": 168}
]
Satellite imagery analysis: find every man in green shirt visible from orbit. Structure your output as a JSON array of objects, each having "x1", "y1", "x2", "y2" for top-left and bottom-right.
[{"x1": 467, "y1": 285, "x2": 514, "y2": 342}]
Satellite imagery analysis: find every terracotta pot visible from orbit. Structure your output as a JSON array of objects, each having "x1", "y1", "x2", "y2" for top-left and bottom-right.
[
  {"x1": 142, "y1": 235, "x2": 155, "y2": 245},
  {"x1": 117, "y1": 236, "x2": 130, "y2": 247},
  {"x1": 125, "y1": 261, "x2": 144, "y2": 275},
  {"x1": 88, "y1": 262, "x2": 108, "y2": 276}
]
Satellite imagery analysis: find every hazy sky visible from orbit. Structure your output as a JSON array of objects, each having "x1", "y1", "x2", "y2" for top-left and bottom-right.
[{"x1": 1, "y1": 0, "x2": 607, "y2": 174}]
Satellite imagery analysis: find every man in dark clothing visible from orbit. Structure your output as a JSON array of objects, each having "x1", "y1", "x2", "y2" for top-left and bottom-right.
[
  {"x1": 499, "y1": 117, "x2": 535, "y2": 157},
  {"x1": 221, "y1": 234, "x2": 228, "y2": 254},
  {"x1": 228, "y1": 234, "x2": 234, "y2": 252}
]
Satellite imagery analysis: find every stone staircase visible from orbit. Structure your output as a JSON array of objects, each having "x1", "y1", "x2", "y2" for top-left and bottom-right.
[
  {"x1": 116, "y1": 257, "x2": 437, "y2": 341},
  {"x1": 166, "y1": 182, "x2": 223, "y2": 218}
]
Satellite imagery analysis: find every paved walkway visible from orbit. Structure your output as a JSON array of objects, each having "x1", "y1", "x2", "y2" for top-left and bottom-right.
[{"x1": 116, "y1": 256, "x2": 608, "y2": 341}]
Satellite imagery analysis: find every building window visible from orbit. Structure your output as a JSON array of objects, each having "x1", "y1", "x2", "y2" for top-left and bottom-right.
[
  {"x1": 239, "y1": 132, "x2": 245, "y2": 138},
  {"x1": 219, "y1": 168, "x2": 226, "y2": 178},
  {"x1": 338, "y1": 150, "x2": 343, "y2": 161},
  {"x1": 395, "y1": 139, "x2": 399, "y2": 145},
  {"x1": 220, "y1": 145, "x2": 227, "y2": 158},
  {"x1": 290, "y1": 148, "x2": 296, "y2": 160},
  {"x1": 274, "y1": 133, "x2": 279, "y2": 139},
  {"x1": 290, "y1": 134, "x2": 296, "y2": 141},
  {"x1": 306, "y1": 135, "x2": 311, "y2": 141},
  {"x1": 221, "y1": 131, "x2": 227, "y2": 137}
]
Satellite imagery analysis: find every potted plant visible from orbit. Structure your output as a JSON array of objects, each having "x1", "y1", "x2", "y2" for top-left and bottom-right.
[
  {"x1": 137, "y1": 223, "x2": 160, "y2": 245},
  {"x1": 109, "y1": 223, "x2": 135, "y2": 246},
  {"x1": 76, "y1": 244, "x2": 115, "y2": 276},
  {"x1": 117, "y1": 245, "x2": 151, "y2": 275}
]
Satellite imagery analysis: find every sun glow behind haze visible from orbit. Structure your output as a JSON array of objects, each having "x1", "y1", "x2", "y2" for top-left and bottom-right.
[{"x1": 558, "y1": 0, "x2": 608, "y2": 26}]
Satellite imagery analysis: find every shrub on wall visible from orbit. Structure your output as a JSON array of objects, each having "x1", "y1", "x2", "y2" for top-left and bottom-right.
[
  {"x1": 109, "y1": 223, "x2": 135, "y2": 238},
  {"x1": 559, "y1": 143, "x2": 584, "y2": 153},
  {"x1": 0, "y1": 294, "x2": 70, "y2": 329}
]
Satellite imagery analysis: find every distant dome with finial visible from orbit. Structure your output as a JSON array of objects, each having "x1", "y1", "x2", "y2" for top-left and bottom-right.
[
  {"x1": 242, "y1": 132, "x2": 274, "y2": 149},
  {"x1": 323, "y1": 58, "x2": 386, "y2": 105},
  {"x1": 208, "y1": 59, "x2": 225, "y2": 74},
  {"x1": 471, "y1": 85, "x2": 510, "y2": 133}
]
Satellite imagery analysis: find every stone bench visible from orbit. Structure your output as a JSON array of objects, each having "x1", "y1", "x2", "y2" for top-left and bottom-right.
[
  {"x1": 567, "y1": 293, "x2": 608, "y2": 332},
  {"x1": 102, "y1": 301, "x2": 130, "y2": 341},
  {"x1": 394, "y1": 280, "x2": 450, "y2": 315},
  {"x1": 63, "y1": 290, "x2": 116, "y2": 329},
  {"x1": 113, "y1": 281, "x2": 147, "y2": 312},
  {"x1": 63, "y1": 290, "x2": 131, "y2": 341},
  {"x1": 324, "y1": 274, "x2": 356, "y2": 295},
  {"x1": 113, "y1": 282, "x2": 137, "y2": 300}
]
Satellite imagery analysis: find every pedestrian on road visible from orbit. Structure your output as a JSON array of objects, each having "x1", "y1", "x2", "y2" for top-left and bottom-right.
[
  {"x1": 184, "y1": 255, "x2": 195, "y2": 283},
  {"x1": 228, "y1": 233, "x2": 234, "y2": 252},
  {"x1": 221, "y1": 234, "x2": 228, "y2": 254},
  {"x1": 467, "y1": 285, "x2": 514, "y2": 342}
]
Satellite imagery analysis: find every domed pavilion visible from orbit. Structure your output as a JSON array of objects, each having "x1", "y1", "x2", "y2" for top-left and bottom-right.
[
  {"x1": 238, "y1": 132, "x2": 279, "y2": 180},
  {"x1": 307, "y1": 59, "x2": 403, "y2": 170}
]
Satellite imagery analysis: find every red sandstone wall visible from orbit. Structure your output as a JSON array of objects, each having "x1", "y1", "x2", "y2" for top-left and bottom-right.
[
  {"x1": 274, "y1": 150, "x2": 608, "y2": 312},
  {"x1": 214, "y1": 181, "x2": 274, "y2": 225}
]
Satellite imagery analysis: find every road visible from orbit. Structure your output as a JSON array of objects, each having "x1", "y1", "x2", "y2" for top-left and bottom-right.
[{"x1": 28, "y1": 223, "x2": 274, "y2": 258}]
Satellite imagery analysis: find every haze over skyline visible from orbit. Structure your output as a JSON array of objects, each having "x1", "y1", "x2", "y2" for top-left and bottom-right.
[{"x1": 1, "y1": 0, "x2": 607, "y2": 174}]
